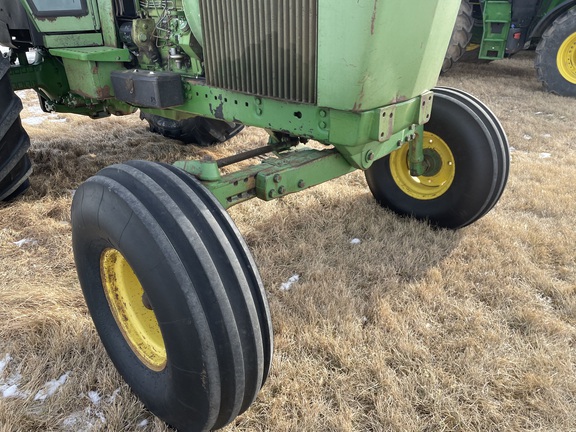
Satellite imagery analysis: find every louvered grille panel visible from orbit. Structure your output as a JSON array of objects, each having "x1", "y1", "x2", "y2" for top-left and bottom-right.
[{"x1": 200, "y1": 0, "x2": 318, "y2": 104}]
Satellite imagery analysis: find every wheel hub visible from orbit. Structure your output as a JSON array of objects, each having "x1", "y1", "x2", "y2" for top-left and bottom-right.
[
  {"x1": 100, "y1": 248, "x2": 167, "y2": 371},
  {"x1": 390, "y1": 131, "x2": 455, "y2": 200},
  {"x1": 557, "y1": 31, "x2": 576, "y2": 84}
]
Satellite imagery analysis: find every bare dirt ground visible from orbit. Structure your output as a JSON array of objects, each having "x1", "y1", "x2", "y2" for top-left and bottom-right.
[{"x1": 0, "y1": 51, "x2": 575, "y2": 431}]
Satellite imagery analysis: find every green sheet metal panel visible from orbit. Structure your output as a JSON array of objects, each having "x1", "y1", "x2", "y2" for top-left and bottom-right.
[
  {"x1": 316, "y1": 0, "x2": 460, "y2": 111},
  {"x1": 19, "y1": 0, "x2": 101, "y2": 36}
]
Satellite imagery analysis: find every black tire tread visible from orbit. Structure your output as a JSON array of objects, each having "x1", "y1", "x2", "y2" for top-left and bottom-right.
[
  {"x1": 365, "y1": 90, "x2": 508, "y2": 229},
  {"x1": 442, "y1": 0, "x2": 474, "y2": 73},
  {"x1": 0, "y1": 55, "x2": 31, "y2": 201},
  {"x1": 535, "y1": 8, "x2": 576, "y2": 97},
  {"x1": 433, "y1": 87, "x2": 509, "y2": 218},
  {"x1": 72, "y1": 161, "x2": 272, "y2": 431}
]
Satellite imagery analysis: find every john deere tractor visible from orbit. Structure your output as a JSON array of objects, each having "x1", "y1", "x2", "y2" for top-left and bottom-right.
[
  {"x1": 0, "y1": 1, "x2": 509, "y2": 430},
  {"x1": 444, "y1": 0, "x2": 576, "y2": 97}
]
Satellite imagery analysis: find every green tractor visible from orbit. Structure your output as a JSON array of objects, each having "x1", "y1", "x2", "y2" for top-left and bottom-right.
[
  {"x1": 444, "y1": 0, "x2": 576, "y2": 96},
  {"x1": 1, "y1": 1, "x2": 509, "y2": 430}
]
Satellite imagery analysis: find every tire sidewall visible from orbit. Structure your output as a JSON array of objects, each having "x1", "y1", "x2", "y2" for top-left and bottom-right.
[
  {"x1": 72, "y1": 179, "x2": 218, "y2": 428},
  {"x1": 366, "y1": 94, "x2": 498, "y2": 229}
]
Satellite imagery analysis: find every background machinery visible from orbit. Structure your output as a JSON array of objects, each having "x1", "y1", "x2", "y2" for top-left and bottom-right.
[{"x1": 444, "y1": 0, "x2": 576, "y2": 96}]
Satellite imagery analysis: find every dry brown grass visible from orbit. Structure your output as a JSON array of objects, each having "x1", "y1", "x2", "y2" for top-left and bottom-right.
[{"x1": 1, "y1": 50, "x2": 575, "y2": 431}]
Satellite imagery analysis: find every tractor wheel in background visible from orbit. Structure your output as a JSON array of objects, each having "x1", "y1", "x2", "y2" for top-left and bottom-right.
[
  {"x1": 71, "y1": 160, "x2": 273, "y2": 431},
  {"x1": 441, "y1": 0, "x2": 474, "y2": 73},
  {"x1": 535, "y1": 8, "x2": 576, "y2": 97},
  {"x1": 141, "y1": 112, "x2": 244, "y2": 146},
  {"x1": 0, "y1": 54, "x2": 32, "y2": 201},
  {"x1": 365, "y1": 88, "x2": 509, "y2": 229}
]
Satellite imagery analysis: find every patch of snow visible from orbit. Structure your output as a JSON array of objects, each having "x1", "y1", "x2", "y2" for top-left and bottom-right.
[
  {"x1": 509, "y1": 146, "x2": 516, "y2": 152},
  {"x1": 280, "y1": 274, "x2": 300, "y2": 291},
  {"x1": 542, "y1": 133, "x2": 551, "y2": 138},
  {"x1": 22, "y1": 116, "x2": 46, "y2": 126},
  {"x1": 13, "y1": 238, "x2": 38, "y2": 247},
  {"x1": 88, "y1": 390, "x2": 101, "y2": 405},
  {"x1": 350, "y1": 238, "x2": 361, "y2": 245},
  {"x1": 539, "y1": 153, "x2": 551, "y2": 159},
  {"x1": 137, "y1": 419, "x2": 149, "y2": 428},
  {"x1": 523, "y1": 134, "x2": 532, "y2": 140},
  {"x1": 0, "y1": 354, "x2": 11, "y2": 374},
  {"x1": 95, "y1": 410, "x2": 106, "y2": 424},
  {"x1": 3, "y1": 384, "x2": 27, "y2": 399},
  {"x1": 34, "y1": 372, "x2": 70, "y2": 401},
  {"x1": 1, "y1": 372, "x2": 29, "y2": 399},
  {"x1": 62, "y1": 407, "x2": 106, "y2": 431},
  {"x1": 107, "y1": 387, "x2": 121, "y2": 403},
  {"x1": 0, "y1": 355, "x2": 29, "y2": 399},
  {"x1": 26, "y1": 105, "x2": 45, "y2": 115}
]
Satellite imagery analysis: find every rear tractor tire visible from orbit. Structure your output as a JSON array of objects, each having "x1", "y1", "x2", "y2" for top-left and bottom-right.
[
  {"x1": 441, "y1": 0, "x2": 474, "y2": 73},
  {"x1": 0, "y1": 54, "x2": 32, "y2": 201},
  {"x1": 535, "y1": 8, "x2": 576, "y2": 97},
  {"x1": 141, "y1": 112, "x2": 244, "y2": 146},
  {"x1": 365, "y1": 87, "x2": 509, "y2": 229},
  {"x1": 71, "y1": 161, "x2": 273, "y2": 431}
]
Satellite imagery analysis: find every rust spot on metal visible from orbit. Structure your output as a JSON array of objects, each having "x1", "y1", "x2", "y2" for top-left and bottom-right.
[
  {"x1": 371, "y1": 0, "x2": 378, "y2": 35},
  {"x1": 96, "y1": 85, "x2": 111, "y2": 99},
  {"x1": 36, "y1": 16, "x2": 58, "y2": 22}
]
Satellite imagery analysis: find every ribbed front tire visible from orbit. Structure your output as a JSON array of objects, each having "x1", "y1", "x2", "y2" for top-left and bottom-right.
[
  {"x1": 71, "y1": 160, "x2": 273, "y2": 431},
  {"x1": 365, "y1": 88, "x2": 509, "y2": 229}
]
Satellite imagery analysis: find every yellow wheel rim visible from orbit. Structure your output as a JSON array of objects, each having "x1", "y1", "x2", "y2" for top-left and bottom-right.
[
  {"x1": 390, "y1": 131, "x2": 455, "y2": 200},
  {"x1": 557, "y1": 32, "x2": 576, "y2": 84},
  {"x1": 466, "y1": 43, "x2": 480, "y2": 52},
  {"x1": 101, "y1": 249, "x2": 167, "y2": 371}
]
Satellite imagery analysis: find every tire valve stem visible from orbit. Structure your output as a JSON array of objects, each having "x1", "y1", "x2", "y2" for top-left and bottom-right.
[{"x1": 142, "y1": 293, "x2": 153, "y2": 311}]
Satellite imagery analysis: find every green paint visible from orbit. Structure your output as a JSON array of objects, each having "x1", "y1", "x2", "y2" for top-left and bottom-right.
[
  {"x1": 9, "y1": 56, "x2": 70, "y2": 100},
  {"x1": 177, "y1": 148, "x2": 357, "y2": 209},
  {"x1": 316, "y1": 0, "x2": 460, "y2": 111},
  {"x1": 13, "y1": 0, "x2": 467, "y2": 207},
  {"x1": 43, "y1": 33, "x2": 104, "y2": 48},
  {"x1": 49, "y1": 47, "x2": 131, "y2": 62},
  {"x1": 479, "y1": 1, "x2": 512, "y2": 60}
]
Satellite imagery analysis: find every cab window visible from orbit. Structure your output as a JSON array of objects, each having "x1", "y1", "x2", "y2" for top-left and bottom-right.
[{"x1": 28, "y1": 0, "x2": 88, "y2": 17}]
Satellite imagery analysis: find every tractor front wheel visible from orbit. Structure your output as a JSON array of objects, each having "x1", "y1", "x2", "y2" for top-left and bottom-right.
[
  {"x1": 535, "y1": 8, "x2": 576, "y2": 97},
  {"x1": 141, "y1": 112, "x2": 244, "y2": 146},
  {"x1": 71, "y1": 160, "x2": 273, "y2": 431},
  {"x1": 365, "y1": 88, "x2": 509, "y2": 229},
  {"x1": 0, "y1": 54, "x2": 32, "y2": 201}
]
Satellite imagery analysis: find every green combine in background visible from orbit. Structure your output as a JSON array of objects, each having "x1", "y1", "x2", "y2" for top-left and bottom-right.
[
  {"x1": 444, "y1": 0, "x2": 576, "y2": 96},
  {"x1": 0, "y1": 1, "x2": 509, "y2": 430}
]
